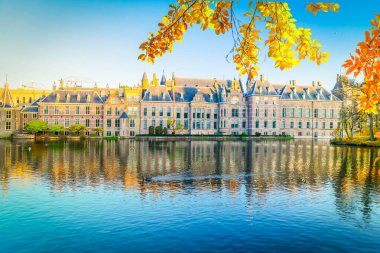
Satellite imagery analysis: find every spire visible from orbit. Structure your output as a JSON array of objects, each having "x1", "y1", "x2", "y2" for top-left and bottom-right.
[
  {"x1": 59, "y1": 78, "x2": 64, "y2": 89},
  {"x1": 160, "y1": 70, "x2": 166, "y2": 85},
  {"x1": 142, "y1": 72, "x2": 149, "y2": 90},
  {"x1": 1, "y1": 78, "x2": 15, "y2": 108},
  {"x1": 152, "y1": 73, "x2": 159, "y2": 86}
]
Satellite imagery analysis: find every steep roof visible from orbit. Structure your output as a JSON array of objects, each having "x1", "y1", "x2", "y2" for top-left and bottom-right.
[
  {"x1": 279, "y1": 84, "x2": 341, "y2": 101},
  {"x1": 0, "y1": 81, "x2": 15, "y2": 108},
  {"x1": 21, "y1": 98, "x2": 43, "y2": 113},
  {"x1": 142, "y1": 85, "x2": 173, "y2": 102},
  {"x1": 40, "y1": 90, "x2": 103, "y2": 104},
  {"x1": 174, "y1": 77, "x2": 227, "y2": 87}
]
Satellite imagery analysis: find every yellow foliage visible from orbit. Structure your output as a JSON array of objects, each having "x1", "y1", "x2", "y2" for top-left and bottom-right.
[{"x1": 139, "y1": 1, "x2": 339, "y2": 79}]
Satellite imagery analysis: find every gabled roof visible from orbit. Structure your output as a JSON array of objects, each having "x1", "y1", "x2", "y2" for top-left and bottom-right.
[
  {"x1": 120, "y1": 112, "x2": 128, "y2": 119},
  {"x1": 279, "y1": 84, "x2": 341, "y2": 101},
  {"x1": 142, "y1": 85, "x2": 173, "y2": 102},
  {"x1": 21, "y1": 97, "x2": 43, "y2": 113},
  {"x1": 246, "y1": 80, "x2": 279, "y2": 96},
  {"x1": 170, "y1": 86, "x2": 198, "y2": 102},
  {"x1": 41, "y1": 90, "x2": 103, "y2": 104}
]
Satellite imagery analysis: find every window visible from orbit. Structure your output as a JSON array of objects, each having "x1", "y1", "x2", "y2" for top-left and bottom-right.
[
  {"x1": 290, "y1": 121, "x2": 294, "y2": 128},
  {"x1": 264, "y1": 109, "x2": 268, "y2": 117},
  {"x1": 256, "y1": 108, "x2": 259, "y2": 117},
  {"x1": 282, "y1": 121, "x2": 286, "y2": 129},
  {"x1": 322, "y1": 109, "x2": 326, "y2": 118},
  {"x1": 322, "y1": 122, "x2": 326, "y2": 129},
  {"x1": 144, "y1": 108, "x2": 147, "y2": 116},
  {"x1": 184, "y1": 120, "x2": 189, "y2": 129},
  {"x1": 330, "y1": 122, "x2": 334, "y2": 129},
  {"x1": 96, "y1": 107, "x2": 101, "y2": 115},
  {"x1": 314, "y1": 109, "x2": 318, "y2": 118},
  {"x1": 66, "y1": 106, "x2": 70, "y2": 114},
  {"x1": 130, "y1": 119, "x2": 135, "y2": 128},
  {"x1": 201, "y1": 110, "x2": 204, "y2": 119},
  {"x1": 242, "y1": 109, "x2": 246, "y2": 117},
  {"x1": 107, "y1": 107, "x2": 112, "y2": 115},
  {"x1": 86, "y1": 106, "x2": 90, "y2": 115},
  {"x1": 167, "y1": 107, "x2": 171, "y2": 117},
  {"x1": 243, "y1": 121, "x2": 246, "y2": 128},
  {"x1": 152, "y1": 107, "x2": 156, "y2": 116},
  {"x1": 33, "y1": 114, "x2": 37, "y2": 119},
  {"x1": 115, "y1": 107, "x2": 120, "y2": 116},
  {"x1": 255, "y1": 120, "x2": 259, "y2": 128},
  {"x1": 23, "y1": 114, "x2": 28, "y2": 119},
  {"x1": 206, "y1": 109, "x2": 211, "y2": 119},
  {"x1": 115, "y1": 119, "x2": 120, "y2": 128},
  {"x1": 231, "y1": 121, "x2": 238, "y2": 129},
  {"x1": 314, "y1": 122, "x2": 318, "y2": 128},
  {"x1": 184, "y1": 108, "x2": 189, "y2": 119},
  {"x1": 86, "y1": 119, "x2": 90, "y2": 127},
  {"x1": 143, "y1": 120, "x2": 148, "y2": 129},
  {"x1": 54, "y1": 119, "x2": 59, "y2": 125},
  {"x1": 298, "y1": 121, "x2": 302, "y2": 128},
  {"x1": 330, "y1": 109, "x2": 334, "y2": 118},
  {"x1": 197, "y1": 109, "x2": 201, "y2": 118},
  {"x1": 232, "y1": 109, "x2": 239, "y2": 117},
  {"x1": 298, "y1": 108, "x2": 302, "y2": 117},
  {"x1": 107, "y1": 131, "x2": 111, "y2": 136},
  {"x1": 214, "y1": 109, "x2": 218, "y2": 119},
  {"x1": 307, "y1": 122, "x2": 310, "y2": 129},
  {"x1": 282, "y1": 108, "x2": 286, "y2": 117},
  {"x1": 273, "y1": 109, "x2": 276, "y2": 117},
  {"x1": 6, "y1": 122, "x2": 11, "y2": 130},
  {"x1": 75, "y1": 106, "x2": 80, "y2": 115},
  {"x1": 55, "y1": 106, "x2": 59, "y2": 114},
  {"x1": 290, "y1": 108, "x2": 295, "y2": 118},
  {"x1": 152, "y1": 120, "x2": 156, "y2": 127},
  {"x1": 43, "y1": 106, "x2": 48, "y2": 114},
  {"x1": 306, "y1": 109, "x2": 310, "y2": 118},
  {"x1": 264, "y1": 121, "x2": 268, "y2": 128},
  {"x1": 75, "y1": 119, "x2": 79, "y2": 125},
  {"x1": 272, "y1": 121, "x2": 276, "y2": 129},
  {"x1": 96, "y1": 119, "x2": 100, "y2": 127},
  {"x1": 214, "y1": 121, "x2": 217, "y2": 129},
  {"x1": 159, "y1": 107, "x2": 164, "y2": 117},
  {"x1": 5, "y1": 111, "x2": 11, "y2": 119},
  {"x1": 107, "y1": 119, "x2": 112, "y2": 127},
  {"x1": 65, "y1": 119, "x2": 70, "y2": 127},
  {"x1": 176, "y1": 108, "x2": 181, "y2": 118}
]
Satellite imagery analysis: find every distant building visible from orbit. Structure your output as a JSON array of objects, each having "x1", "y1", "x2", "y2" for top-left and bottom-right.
[{"x1": 0, "y1": 73, "x2": 343, "y2": 138}]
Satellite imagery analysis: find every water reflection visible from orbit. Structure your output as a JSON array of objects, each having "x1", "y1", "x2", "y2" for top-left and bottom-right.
[{"x1": 1, "y1": 139, "x2": 379, "y2": 223}]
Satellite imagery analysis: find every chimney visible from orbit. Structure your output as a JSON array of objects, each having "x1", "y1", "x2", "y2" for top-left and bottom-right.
[
  {"x1": 312, "y1": 81, "x2": 316, "y2": 87},
  {"x1": 317, "y1": 81, "x2": 321, "y2": 87},
  {"x1": 260, "y1": 74, "x2": 264, "y2": 82}
]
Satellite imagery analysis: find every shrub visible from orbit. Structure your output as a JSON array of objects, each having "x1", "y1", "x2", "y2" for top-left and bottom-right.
[
  {"x1": 241, "y1": 131, "x2": 247, "y2": 137},
  {"x1": 155, "y1": 126, "x2": 163, "y2": 135},
  {"x1": 148, "y1": 126, "x2": 155, "y2": 135},
  {"x1": 255, "y1": 132, "x2": 261, "y2": 137},
  {"x1": 163, "y1": 127, "x2": 168, "y2": 135}
]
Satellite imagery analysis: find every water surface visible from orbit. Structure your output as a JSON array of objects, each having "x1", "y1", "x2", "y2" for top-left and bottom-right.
[{"x1": 1, "y1": 140, "x2": 379, "y2": 252}]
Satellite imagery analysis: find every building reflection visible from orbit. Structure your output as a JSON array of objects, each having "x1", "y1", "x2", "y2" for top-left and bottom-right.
[{"x1": 0, "y1": 139, "x2": 379, "y2": 221}]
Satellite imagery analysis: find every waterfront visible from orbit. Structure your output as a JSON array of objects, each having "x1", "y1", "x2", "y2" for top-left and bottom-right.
[{"x1": 1, "y1": 139, "x2": 380, "y2": 252}]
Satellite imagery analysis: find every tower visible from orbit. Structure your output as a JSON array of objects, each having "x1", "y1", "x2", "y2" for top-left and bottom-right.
[{"x1": 142, "y1": 72, "x2": 149, "y2": 90}]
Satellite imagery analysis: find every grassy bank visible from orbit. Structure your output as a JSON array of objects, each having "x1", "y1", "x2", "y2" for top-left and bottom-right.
[{"x1": 330, "y1": 136, "x2": 380, "y2": 147}]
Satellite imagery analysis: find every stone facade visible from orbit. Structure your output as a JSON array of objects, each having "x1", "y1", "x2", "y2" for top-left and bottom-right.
[{"x1": 0, "y1": 73, "x2": 343, "y2": 138}]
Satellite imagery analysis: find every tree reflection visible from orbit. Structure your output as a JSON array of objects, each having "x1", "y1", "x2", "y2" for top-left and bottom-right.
[{"x1": 0, "y1": 139, "x2": 379, "y2": 222}]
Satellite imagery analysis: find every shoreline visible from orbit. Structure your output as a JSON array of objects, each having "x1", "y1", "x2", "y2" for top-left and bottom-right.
[{"x1": 330, "y1": 139, "x2": 380, "y2": 148}]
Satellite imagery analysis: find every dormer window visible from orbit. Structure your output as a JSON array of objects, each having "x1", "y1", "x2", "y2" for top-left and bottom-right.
[
  {"x1": 56, "y1": 94, "x2": 60, "y2": 102},
  {"x1": 161, "y1": 92, "x2": 165, "y2": 99},
  {"x1": 66, "y1": 94, "x2": 71, "y2": 102},
  {"x1": 180, "y1": 93, "x2": 184, "y2": 100},
  {"x1": 77, "y1": 94, "x2": 81, "y2": 102},
  {"x1": 87, "y1": 95, "x2": 91, "y2": 102}
]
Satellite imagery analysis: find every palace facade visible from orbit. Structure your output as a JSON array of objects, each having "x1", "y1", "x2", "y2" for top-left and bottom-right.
[{"x1": 0, "y1": 73, "x2": 343, "y2": 138}]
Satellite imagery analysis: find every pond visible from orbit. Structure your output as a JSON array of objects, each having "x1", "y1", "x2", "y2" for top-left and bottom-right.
[{"x1": 0, "y1": 140, "x2": 379, "y2": 252}]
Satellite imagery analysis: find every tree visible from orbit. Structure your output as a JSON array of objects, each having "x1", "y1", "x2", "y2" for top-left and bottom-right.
[
  {"x1": 138, "y1": 1, "x2": 339, "y2": 78},
  {"x1": 155, "y1": 125, "x2": 163, "y2": 135},
  {"x1": 24, "y1": 120, "x2": 48, "y2": 134},
  {"x1": 68, "y1": 124, "x2": 88, "y2": 136},
  {"x1": 340, "y1": 105, "x2": 364, "y2": 139},
  {"x1": 149, "y1": 125, "x2": 155, "y2": 135},
  {"x1": 50, "y1": 125, "x2": 65, "y2": 134},
  {"x1": 163, "y1": 127, "x2": 168, "y2": 135},
  {"x1": 167, "y1": 117, "x2": 176, "y2": 135},
  {"x1": 94, "y1": 127, "x2": 104, "y2": 136},
  {"x1": 343, "y1": 14, "x2": 380, "y2": 141}
]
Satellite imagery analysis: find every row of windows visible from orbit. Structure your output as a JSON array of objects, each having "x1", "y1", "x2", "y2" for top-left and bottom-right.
[
  {"x1": 282, "y1": 108, "x2": 337, "y2": 118},
  {"x1": 44, "y1": 119, "x2": 134, "y2": 129},
  {"x1": 43, "y1": 106, "x2": 103, "y2": 115},
  {"x1": 143, "y1": 107, "x2": 246, "y2": 118},
  {"x1": 253, "y1": 120, "x2": 336, "y2": 129},
  {"x1": 23, "y1": 113, "x2": 38, "y2": 119}
]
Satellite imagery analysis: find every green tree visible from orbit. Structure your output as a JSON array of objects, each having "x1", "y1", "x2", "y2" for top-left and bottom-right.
[
  {"x1": 155, "y1": 125, "x2": 163, "y2": 135},
  {"x1": 50, "y1": 125, "x2": 65, "y2": 133},
  {"x1": 148, "y1": 126, "x2": 155, "y2": 135},
  {"x1": 24, "y1": 120, "x2": 48, "y2": 134},
  {"x1": 68, "y1": 124, "x2": 88, "y2": 136},
  {"x1": 94, "y1": 127, "x2": 104, "y2": 136},
  {"x1": 167, "y1": 117, "x2": 176, "y2": 135}
]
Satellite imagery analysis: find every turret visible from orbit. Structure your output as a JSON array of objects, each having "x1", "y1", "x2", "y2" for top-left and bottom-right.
[
  {"x1": 142, "y1": 72, "x2": 149, "y2": 90},
  {"x1": 152, "y1": 73, "x2": 159, "y2": 86},
  {"x1": 160, "y1": 71, "x2": 166, "y2": 85}
]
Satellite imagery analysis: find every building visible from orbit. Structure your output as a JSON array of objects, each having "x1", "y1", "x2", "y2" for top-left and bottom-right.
[{"x1": 0, "y1": 73, "x2": 343, "y2": 138}]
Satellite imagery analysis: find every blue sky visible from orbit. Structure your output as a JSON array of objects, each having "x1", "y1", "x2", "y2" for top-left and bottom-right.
[{"x1": 0, "y1": 0, "x2": 379, "y2": 90}]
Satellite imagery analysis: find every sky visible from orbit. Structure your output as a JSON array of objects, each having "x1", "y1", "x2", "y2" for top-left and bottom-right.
[{"x1": 0, "y1": 0, "x2": 379, "y2": 90}]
